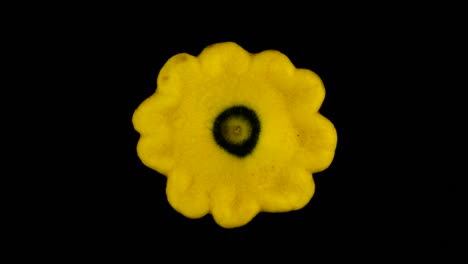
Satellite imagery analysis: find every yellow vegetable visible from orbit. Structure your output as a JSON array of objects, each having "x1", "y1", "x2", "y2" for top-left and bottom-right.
[{"x1": 132, "y1": 42, "x2": 337, "y2": 228}]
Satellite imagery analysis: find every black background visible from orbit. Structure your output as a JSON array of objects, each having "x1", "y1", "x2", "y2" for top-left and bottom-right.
[{"x1": 18, "y1": 7, "x2": 460, "y2": 260}]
